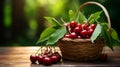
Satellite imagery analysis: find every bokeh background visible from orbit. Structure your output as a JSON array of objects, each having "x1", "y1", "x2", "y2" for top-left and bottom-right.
[{"x1": 0, "y1": 0, "x2": 120, "y2": 46}]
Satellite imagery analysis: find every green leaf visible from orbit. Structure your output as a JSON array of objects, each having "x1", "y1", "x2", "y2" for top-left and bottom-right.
[
  {"x1": 76, "y1": 12, "x2": 87, "y2": 23},
  {"x1": 69, "y1": 10, "x2": 75, "y2": 21},
  {"x1": 44, "y1": 17, "x2": 61, "y2": 27},
  {"x1": 36, "y1": 27, "x2": 56, "y2": 44},
  {"x1": 91, "y1": 24, "x2": 101, "y2": 43},
  {"x1": 88, "y1": 11, "x2": 103, "y2": 24},
  {"x1": 47, "y1": 27, "x2": 66, "y2": 45},
  {"x1": 111, "y1": 28, "x2": 119, "y2": 40},
  {"x1": 101, "y1": 23, "x2": 113, "y2": 50}
]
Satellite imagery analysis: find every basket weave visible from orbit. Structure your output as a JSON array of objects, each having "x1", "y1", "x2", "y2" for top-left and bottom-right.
[{"x1": 58, "y1": 2, "x2": 111, "y2": 61}]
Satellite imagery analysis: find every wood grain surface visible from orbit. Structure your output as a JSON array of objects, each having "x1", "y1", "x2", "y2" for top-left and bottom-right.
[{"x1": 0, "y1": 46, "x2": 120, "y2": 67}]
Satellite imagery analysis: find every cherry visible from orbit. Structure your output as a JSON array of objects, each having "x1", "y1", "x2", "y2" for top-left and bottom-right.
[
  {"x1": 87, "y1": 28, "x2": 94, "y2": 36},
  {"x1": 80, "y1": 30, "x2": 88, "y2": 38},
  {"x1": 70, "y1": 32, "x2": 77, "y2": 38},
  {"x1": 77, "y1": 24, "x2": 82, "y2": 28},
  {"x1": 99, "y1": 53, "x2": 108, "y2": 62},
  {"x1": 74, "y1": 27, "x2": 82, "y2": 36},
  {"x1": 51, "y1": 55, "x2": 58, "y2": 64},
  {"x1": 30, "y1": 54, "x2": 37, "y2": 63},
  {"x1": 43, "y1": 57, "x2": 52, "y2": 65},
  {"x1": 82, "y1": 22, "x2": 90, "y2": 30},
  {"x1": 90, "y1": 24, "x2": 96, "y2": 30},
  {"x1": 64, "y1": 34, "x2": 71, "y2": 38},
  {"x1": 82, "y1": 24, "x2": 88, "y2": 30},
  {"x1": 53, "y1": 52, "x2": 61, "y2": 62},
  {"x1": 70, "y1": 21, "x2": 78, "y2": 30},
  {"x1": 37, "y1": 55, "x2": 44, "y2": 64}
]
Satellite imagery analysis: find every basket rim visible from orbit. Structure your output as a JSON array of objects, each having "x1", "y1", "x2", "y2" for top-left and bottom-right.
[{"x1": 61, "y1": 38, "x2": 91, "y2": 42}]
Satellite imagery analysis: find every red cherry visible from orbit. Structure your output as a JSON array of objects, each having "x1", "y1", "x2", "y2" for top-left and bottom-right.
[
  {"x1": 80, "y1": 30, "x2": 88, "y2": 38},
  {"x1": 87, "y1": 29, "x2": 94, "y2": 36},
  {"x1": 90, "y1": 24, "x2": 96, "y2": 30},
  {"x1": 82, "y1": 22, "x2": 90, "y2": 30},
  {"x1": 70, "y1": 32, "x2": 77, "y2": 38},
  {"x1": 70, "y1": 21, "x2": 78, "y2": 30},
  {"x1": 77, "y1": 24, "x2": 82, "y2": 28},
  {"x1": 64, "y1": 34, "x2": 71, "y2": 38},
  {"x1": 43, "y1": 57, "x2": 52, "y2": 65},
  {"x1": 53, "y1": 52, "x2": 61, "y2": 62},
  {"x1": 74, "y1": 27, "x2": 82, "y2": 36},
  {"x1": 30, "y1": 54, "x2": 37, "y2": 63},
  {"x1": 99, "y1": 53, "x2": 108, "y2": 62},
  {"x1": 37, "y1": 55, "x2": 43, "y2": 64},
  {"x1": 82, "y1": 24, "x2": 88, "y2": 30},
  {"x1": 51, "y1": 55, "x2": 58, "y2": 64}
]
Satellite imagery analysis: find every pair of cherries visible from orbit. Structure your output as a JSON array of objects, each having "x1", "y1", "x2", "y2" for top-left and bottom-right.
[
  {"x1": 64, "y1": 21, "x2": 96, "y2": 39},
  {"x1": 30, "y1": 48, "x2": 61, "y2": 65}
]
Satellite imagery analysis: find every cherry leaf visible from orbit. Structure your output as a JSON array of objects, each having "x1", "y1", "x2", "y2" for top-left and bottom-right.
[
  {"x1": 36, "y1": 27, "x2": 56, "y2": 44},
  {"x1": 47, "y1": 27, "x2": 66, "y2": 45},
  {"x1": 91, "y1": 24, "x2": 101, "y2": 43},
  {"x1": 88, "y1": 11, "x2": 103, "y2": 24}
]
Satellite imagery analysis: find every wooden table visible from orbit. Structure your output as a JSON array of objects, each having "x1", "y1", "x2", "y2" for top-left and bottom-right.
[{"x1": 0, "y1": 46, "x2": 120, "y2": 67}]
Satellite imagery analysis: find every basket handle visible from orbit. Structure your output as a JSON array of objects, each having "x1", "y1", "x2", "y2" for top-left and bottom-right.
[{"x1": 78, "y1": 1, "x2": 111, "y2": 31}]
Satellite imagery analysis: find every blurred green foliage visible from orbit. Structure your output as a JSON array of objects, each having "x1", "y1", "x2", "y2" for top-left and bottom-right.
[{"x1": 1, "y1": 0, "x2": 120, "y2": 46}]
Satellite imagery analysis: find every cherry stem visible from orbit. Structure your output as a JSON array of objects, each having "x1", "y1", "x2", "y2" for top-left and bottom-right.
[
  {"x1": 35, "y1": 46, "x2": 42, "y2": 56},
  {"x1": 61, "y1": 18, "x2": 71, "y2": 34},
  {"x1": 53, "y1": 46, "x2": 56, "y2": 53}
]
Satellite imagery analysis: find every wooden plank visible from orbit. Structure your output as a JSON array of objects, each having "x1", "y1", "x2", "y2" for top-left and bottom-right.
[{"x1": 0, "y1": 46, "x2": 120, "y2": 67}]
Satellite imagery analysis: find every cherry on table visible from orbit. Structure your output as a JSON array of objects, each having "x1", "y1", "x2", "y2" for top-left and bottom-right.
[
  {"x1": 43, "y1": 57, "x2": 52, "y2": 65},
  {"x1": 51, "y1": 55, "x2": 58, "y2": 64},
  {"x1": 53, "y1": 52, "x2": 61, "y2": 62},
  {"x1": 99, "y1": 53, "x2": 108, "y2": 62},
  {"x1": 37, "y1": 55, "x2": 44, "y2": 64},
  {"x1": 30, "y1": 54, "x2": 37, "y2": 63}
]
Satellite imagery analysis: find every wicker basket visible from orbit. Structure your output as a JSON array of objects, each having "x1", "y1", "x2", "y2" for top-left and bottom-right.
[{"x1": 58, "y1": 2, "x2": 111, "y2": 61}]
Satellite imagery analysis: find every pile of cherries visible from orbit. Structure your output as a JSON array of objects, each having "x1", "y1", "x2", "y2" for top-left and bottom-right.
[
  {"x1": 30, "y1": 47, "x2": 61, "y2": 65},
  {"x1": 64, "y1": 21, "x2": 96, "y2": 39}
]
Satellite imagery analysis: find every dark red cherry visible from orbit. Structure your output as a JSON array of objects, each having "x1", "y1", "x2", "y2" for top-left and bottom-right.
[
  {"x1": 64, "y1": 34, "x2": 71, "y2": 38},
  {"x1": 90, "y1": 24, "x2": 96, "y2": 30},
  {"x1": 80, "y1": 30, "x2": 88, "y2": 38},
  {"x1": 51, "y1": 55, "x2": 58, "y2": 64},
  {"x1": 37, "y1": 55, "x2": 44, "y2": 64},
  {"x1": 99, "y1": 53, "x2": 108, "y2": 62},
  {"x1": 70, "y1": 32, "x2": 77, "y2": 38},
  {"x1": 53, "y1": 52, "x2": 61, "y2": 62},
  {"x1": 74, "y1": 27, "x2": 82, "y2": 36},
  {"x1": 82, "y1": 22, "x2": 90, "y2": 30},
  {"x1": 70, "y1": 21, "x2": 78, "y2": 30},
  {"x1": 43, "y1": 57, "x2": 52, "y2": 65},
  {"x1": 30, "y1": 54, "x2": 37, "y2": 63},
  {"x1": 82, "y1": 24, "x2": 88, "y2": 30},
  {"x1": 87, "y1": 28, "x2": 94, "y2": 36}
]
